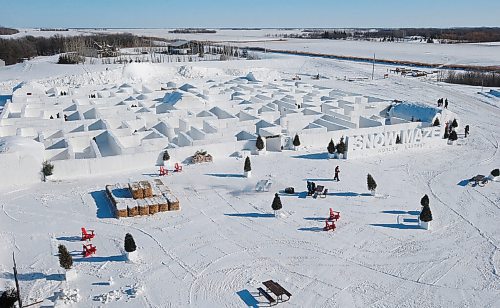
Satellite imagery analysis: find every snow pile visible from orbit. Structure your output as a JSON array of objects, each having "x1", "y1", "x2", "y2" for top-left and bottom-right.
[
  {"x1": 93, "y1": 290, "x2": 122, "y2": 303},
  {"x1": 0, "y1": 136, "x2": 44, "y2": 155},
  {"x1": 245, "y1": 69, "x2": 281, "y2": 82},
  {"x1": 389, "y1": 101, "x2": 441, "y2": 123},
  {"x1": 55, "y1": 288, "x2": 80, "y2": 305}
]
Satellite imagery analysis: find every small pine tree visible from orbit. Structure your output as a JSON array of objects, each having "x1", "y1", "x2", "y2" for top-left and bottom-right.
[
  {"x1": 256, "y1": 135, "x2": 264, "y2": 151},
  {"x1": 396, "y1": 134, "x2": 401, "y2": 144},
  {"x1": 124, "y1": 233, "x2": 136, "y2": 252},
  {"x1": 433, "y1": 118, "x2": 440, "y2": 126},
  {"x1": 420, "y1": 194, "x2": 429, "y2": 207},
  {"x1": 420, "y1": 204, "x2": 433, "y2": 222},
  {"x1": 451, "y1": 118, "x2": 458, "y2": 128},
  {"x1": 367, "y1": 174, "x2": 377, "y2": 193},
  {"x1": 162, "y1": 150, "x2": 170, "y2": 161},
  {"x1": 244, "y1": 156, "x2": 251, "y2": 172},
  {"x1": 336, "y1": 137, "x2": 346, "y2": 155},
  {"x1": 327, "y1": 139, "x2": 336, "y2": 155},
  {"x1": 58, "y1": 244, "x2": 73, "y2": 270},
  {"x1": 0, "y1": 288, "x2": 18, "y2": 308},
  {"x1": 293, "y1": 134, "x2": 301, "y2": 147},
  {"x1": 42, "y1": 161, "x2": 54, "y2": 180},
  {"x1": 271, "y1": 193, "x2": 282, "y2": 216},
  {"x1": 448, "y1": 130, "x2": 458, "y2": 141},
  {"x1": 491, "y1": 169, "x2": 499, "y2": 177}
]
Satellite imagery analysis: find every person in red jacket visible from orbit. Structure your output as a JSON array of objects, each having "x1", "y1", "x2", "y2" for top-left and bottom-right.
[{"x1": 334, "y1": 166, "x2": 340, "y2": 181}]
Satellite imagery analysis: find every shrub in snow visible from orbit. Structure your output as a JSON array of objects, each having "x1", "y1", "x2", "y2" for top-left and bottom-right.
[
  {"x1": 448, "y1": 130, "x2": 458, "y2": 141},
  {"x1": 451, "y1": 118, "x2": 458, "y2": 128},
  {"x1": 396, "y1": 135, "x2": 402, "y2": 144},
  {"x1": 244, "y1": 156, "x2": 251, "y2": 173},
  {"x1": 433, "y1": 118, "x2": 440, "y2": 126},
  {"x1": 336, "y1": 137, "x2": 346, "y2": 157},
  {"x1": 162, "y1": 150, "x2": 170, "y2": 161},
  {"x1": 367, "y1": 174, "x2": 377, "y2": 194},
  {"x1": 58, "y1": 244, "x2": 73, "y2": 270},
  {"x1": 271, "y1": 193, "x2": 282, "y2": 216},
  {"x1": 42, "y1": 160, "x2": 54, "y2": 180},
  {"x1": 327, "y1": 139, "x2": 336, "y2": 155},
  {"x1": 420, "y1": 204, "x2": 433, "y2": 222},
  {"x1": 256, "y1": 135, "x2": 264, "y2": 151},
  {"x1": 491, "y1": 169, "x2": 499, "y2": 177},
  {"x1": 124, "y1": 233, "x2": 136, "y2": 253},
  {"x1": 293, "y1": 134, "x2": 301, "y2": 147},
  {"x1": 420, "y1": 194, "x2": 429, "y2": 207},
  {"x1": 0, "y1": 288, "x2": 18, "y2": 308}
]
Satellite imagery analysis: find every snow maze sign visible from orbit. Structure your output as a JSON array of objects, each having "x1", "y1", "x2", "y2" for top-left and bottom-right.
[{"x1": 347, "y1": 126, "x2": 443, "y2": 157}]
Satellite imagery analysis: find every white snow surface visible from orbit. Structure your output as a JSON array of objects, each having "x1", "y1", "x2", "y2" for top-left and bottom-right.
[
  {"x1": 0, "y1": 52, "x2": 499, "y2": 308},
  {"x1": 0, "y1": 136, "x2": 44, "y2": 154}
]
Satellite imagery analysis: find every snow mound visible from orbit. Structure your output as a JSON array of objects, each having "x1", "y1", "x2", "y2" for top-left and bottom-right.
[
  {"x1": 0, "y1": 136, "x2": 44, "y2": 154},
  {"x1": 56, "y1": 288, "x2": 81, "y2": 305},
  {"x1": 389, "y1": 101, "x2": 441, "y2": 123},
  {"x1": 246, "y1": 69, "x2": 281, "y2": 82}
]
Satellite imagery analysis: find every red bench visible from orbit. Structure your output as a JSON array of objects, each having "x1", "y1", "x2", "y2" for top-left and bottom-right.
[
  {"x1": 329, "y1": 208, "x2": 340, "y2": 221},
  {"x1": 81, "y1": 227, "x2": 95, "y2": 241},
  {"x1": 83, "y1": 243, "x2": 96, "y2": 257}
]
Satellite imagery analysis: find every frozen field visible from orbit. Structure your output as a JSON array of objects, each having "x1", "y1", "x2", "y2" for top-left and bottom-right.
[{"x1": 0, "y1": 53, "x2": 499, "y2": 307}]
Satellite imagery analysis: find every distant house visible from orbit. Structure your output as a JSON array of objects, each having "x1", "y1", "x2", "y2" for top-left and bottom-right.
[
  {"x1": 168, "y1": 40, "x2": 191, "y2": 55},
  {"x1": 0, "y1": 59, "x2": 5, "y2": 67}
]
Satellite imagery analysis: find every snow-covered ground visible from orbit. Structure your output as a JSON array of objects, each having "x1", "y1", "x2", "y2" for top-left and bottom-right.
[{"x1": 0, "y1": 53, "x2": 499, "y2": 307}]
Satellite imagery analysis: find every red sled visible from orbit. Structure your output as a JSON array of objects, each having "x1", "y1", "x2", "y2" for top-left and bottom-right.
[{"x1": 81, "y1": 227, "x2": 95, "y2": 241}]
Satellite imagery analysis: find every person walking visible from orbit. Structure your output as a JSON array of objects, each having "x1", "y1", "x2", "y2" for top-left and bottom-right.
[
  {"x1": 465, "y1": 125, "x2": 470, "y2": 138},
  {"x1": 334, "y1": 166, "x2": 340, "y2": 181},
  {"x1": 444, "y1": 98, "x2": 448, "y2": 109}
]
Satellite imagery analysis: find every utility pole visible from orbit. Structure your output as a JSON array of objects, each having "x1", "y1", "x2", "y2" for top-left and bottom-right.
[
  {"x1": 372, "y1": 53, "x2": 375, "y2": 80},
  {"x1": 13, "y1": 252, "x2": 23, "y2": 308}
]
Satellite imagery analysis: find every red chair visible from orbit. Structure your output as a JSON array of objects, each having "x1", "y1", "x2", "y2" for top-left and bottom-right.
[
  {"x1": 174, "y1": 163, "x2": 183, "y2": 172},
  {"x1": 81, "y1": 227, "x2": 95, "y2": 241},
  {"x1": 159, "y1": 166, "x2": 168, "y2": 176},
  {"x1": 83, "y1": 243, "x2": 96, "y2": 257},
  {"x1": 323, "y1": 220, "x2": 336, "y2": 231},
  {"x1": 329, "y1": 208, "x2": 340, "y2": 221}
]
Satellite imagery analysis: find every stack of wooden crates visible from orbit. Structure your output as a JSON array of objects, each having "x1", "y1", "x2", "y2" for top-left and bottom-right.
[{"x1": 105, "y1": 180, "x2": 180, "y2": 218}]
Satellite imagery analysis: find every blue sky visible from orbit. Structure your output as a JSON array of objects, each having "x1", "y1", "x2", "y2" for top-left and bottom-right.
[{"x1": 2, "y1": 0, "x2": 499, "y2": 28}]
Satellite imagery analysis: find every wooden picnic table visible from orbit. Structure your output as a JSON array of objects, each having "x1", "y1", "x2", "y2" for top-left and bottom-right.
[{"x1": 263, "y1": 280, "x2": 292, "y2": 301}]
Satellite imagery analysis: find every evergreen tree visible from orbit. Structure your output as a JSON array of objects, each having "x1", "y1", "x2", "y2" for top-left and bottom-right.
[
  {"x1": 0, "y1": 288, "x2": 18, "y2": 308},
  {"x1": 448, "y1": 130, "x2": 458, "y2": 141},
  {"x1": 124, "y1": 233, "x2": 136, "y2": 252},
  {"x1": 271, "y1": 193, "x2": 282, "y2": 216},
  {"x1": 244, "y1": 156, "x2": 251, "y2": 172},
  {"x1": 420, "y1": 204, "x2": 433, "y2": 222},
  {"x1": 162, "y1": 150, "x2": 170, "y2": 161},
  {"x1": 491, "y1": 169, "x2": 499, "y2": 177},
  {"x1": 58, "y1": 244, "x2": 73, "y2": 270},
  {"x1": 433, "y1": 118, "x2": 440, "y2": 126},
  {"x1": 256, "y1": 135, "x2": 264, "y2": 151},
  {"x1": 327, "y1": 139, "x2": 336, "y2": 154},
  {"x1": 451, "y1": 118, "x2": 458, "y2": 128},
  {"x1": 396, "y1": 134, "x2": 401, "y2": 144},
  {"x1": 336, "y1": 137, "x2": 346, "y2": 155},
  {"x1": 293, "y1": 134, "x2": 301, "y2": 147},
  {"x1": 420, "y1": 194, "x2": 429, "y2": 207},
  {"x1": 367, "y1": 174, "x2": 377, "y2": 192}
]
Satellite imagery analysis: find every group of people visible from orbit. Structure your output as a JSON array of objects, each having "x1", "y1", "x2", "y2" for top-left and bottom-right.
[{"x1": 437, "y1": 98, "x2": 449, "y2": 109}]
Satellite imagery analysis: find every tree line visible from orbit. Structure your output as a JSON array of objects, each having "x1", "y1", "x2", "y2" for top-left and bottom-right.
[
  {"x1": 0, "y1": 27, "x2": 19, "y2": 35},
  {"x1": 445, "y1": 70, "x2": 500, "y2": 87},
  {"x1": 0, "y1": 33, "x2": 143, "y2": 65}
]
